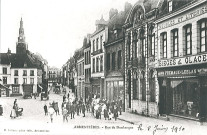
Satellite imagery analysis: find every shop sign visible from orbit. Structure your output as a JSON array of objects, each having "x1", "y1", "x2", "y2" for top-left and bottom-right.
[
  {"x1": 158, "y1": 5, "x2": 207, "y2": 30},
  {"x1": 158, "y1": 68, "x2": 207, "y2": 77},
  {"x1": 158, "y1": 53, "x2": 207, "y2": 68}
]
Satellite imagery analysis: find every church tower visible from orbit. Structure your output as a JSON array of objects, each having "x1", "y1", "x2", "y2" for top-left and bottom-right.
[{"x1": 16, "y1": 17, "x2": 28, "y2": 54}]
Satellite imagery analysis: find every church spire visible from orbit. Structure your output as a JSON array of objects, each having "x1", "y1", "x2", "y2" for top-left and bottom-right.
[
  {"x1": 16, "y1": 17, "x2": 28, "y2": 54},
  {"x1": 18, "y1": 17, "x2": 25, "y2": 43}
]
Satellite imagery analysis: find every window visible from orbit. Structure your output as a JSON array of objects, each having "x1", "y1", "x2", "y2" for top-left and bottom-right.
[
  {"x1": 3, "y1": 67, "x2": 7, "y2": 74},
  {"x1": 107, "y1": 53, "x2": 110, "y2": 71},
  {"x1": 14, "y1": 70, "x2": 18, "y2": 76},
  {"x1": 185, "y1": 24, "x2": 192, "y2": 55},
  {"x1": 161, "y1": 32, "x2": 167, "y2": 58},
  {"x1": 30, "y1": 78, "x2": 34, "y2": 84},
  {"x1": 12, "y1": 86, "x2": 19, "y2": 93},
  {"x1": 112, "y1": 52, "x2": 116, "y2": 70},
  {"x1": 96, "y1": 38, "x2": 99, "y2": 51},
  {"x1": 133, "y1": 72, "x2": 138, "y2": 100},
  {"x1": 93, "y1": 58, "x2": 95, "y2": 73},
  {"x1": 14, "y1": 78, "x2": 18, "y2": 84},
  {"x1": 30, "y1": 70, "x2": 34, "y2": 76},
  {"x1": 100, "y1": 55, "x2": 103, "y2": 71},
  {"x1": 23, "y1": 78, "x2": 27, "y2": 84},
  {"x1": 127, "y1": 34, "x2": 131, "y2": 60},
  {"x1": 133, "y1": 32, "x2": 138, "y2": 58},
  {"x1": 96, "y1": 57, "x2": 99, "y2": 72},
  {"x1": 118, "y1": 50, "x2": 122, "y2": 69},
  {"x1": 93, "y1": 40, "x2": 95, "y2": 52},
  {"x1": 89, "y1": 51, "x2": 91, "y2": 63},
  {"x1": 100, "y1": 35, "x2": 103, "y2": 49},
  {"x1": 23, "y1": 70, "x2": 27, "y2": 76},
  {"x1": 168, "y1": 0, "x2": 172, "y2": 12},
  {"x1": 151, "y1": 34, "x2": 155, "y2": 56},
  {"x1": 200, "y1": 20, "x2": 207, "y2": 52},
  {"x1": 82, "y1": 62, "x2": 84, "y2": 75},
  {"x1": 172, "y1": 29, "x2": 178, "y2": 57},
  {"x1": 3, "y1": 77, "x2": 7, "y2": 84},
  {"x1": 140, "y1": 32, "x2": 145, "y2": 57}
]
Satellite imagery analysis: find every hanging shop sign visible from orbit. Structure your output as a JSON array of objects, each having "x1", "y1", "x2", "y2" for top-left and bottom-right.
[
  {"x1": 158, "y1": 53, "x2": 207, "y2": 68},
  {"x1": 158, "y1": 68, "x2": 207, "y2": 77},
  {"x1": 158, "y1": 5, "x2": 207, "y2": 30}
]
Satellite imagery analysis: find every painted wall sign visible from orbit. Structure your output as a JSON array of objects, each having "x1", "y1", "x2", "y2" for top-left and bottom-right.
[
  {"x1": 158, "y1": 53, "x2": 207, "y2": 68},
  {"x1": 158, "y1": 5, "x2": 207, "y2": 30},
  {"x1": 158, "y1": 68, "x2": 207, "y2": 77}
]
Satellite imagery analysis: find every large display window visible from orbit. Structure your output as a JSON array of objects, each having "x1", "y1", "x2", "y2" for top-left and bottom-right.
[{"x1": 171, "y1": 78, "x2": 200, "y2": 118}]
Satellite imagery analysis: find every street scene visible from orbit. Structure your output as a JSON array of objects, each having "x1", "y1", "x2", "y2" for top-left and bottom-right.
[{"x1": 1, "y1": 0, "x2": 207, "y2": 135}]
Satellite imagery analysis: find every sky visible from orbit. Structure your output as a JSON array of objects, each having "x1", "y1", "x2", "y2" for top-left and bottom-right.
[{"x1": 1, "y1": 0, "x2": 137, "y2": 69}]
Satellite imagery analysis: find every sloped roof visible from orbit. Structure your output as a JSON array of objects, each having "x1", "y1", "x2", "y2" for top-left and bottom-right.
[
  {"x1": 0, "y1": 52, "x2": 42, "y2": 69},
  {"x1": 105, "y1": 10, "x2": 128, "y2": 45}
]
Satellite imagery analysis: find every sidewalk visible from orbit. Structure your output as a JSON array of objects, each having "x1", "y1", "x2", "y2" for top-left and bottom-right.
[{"x1": 117, "y1": 111, "x2": 207, "y2": 134}]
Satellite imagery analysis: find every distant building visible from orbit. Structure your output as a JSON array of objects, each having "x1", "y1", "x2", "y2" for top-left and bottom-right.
[
  {"x1": 90, "y1": 16, "x2": 107, "y2": 98},
  {"x1": 48, "y1": 67, "x2": 61, "y2": 86},
  {"x1": 0, "y1": 18, "x2": 45, "y2": 97}
]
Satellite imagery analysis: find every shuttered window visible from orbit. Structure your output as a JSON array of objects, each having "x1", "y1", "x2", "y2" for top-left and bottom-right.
[
  {"x1": 185, "y1": 24, "x2": 192, "y2": 55},
  {"x1": 200, "y1": 20, "x2": 207, "y2": 52},
  {"x1": 161, "y1": 32, "x2": 167, "y2": 58},
  {"x1": 172, "y1": 29, "x2": 178, "y2": 57}
]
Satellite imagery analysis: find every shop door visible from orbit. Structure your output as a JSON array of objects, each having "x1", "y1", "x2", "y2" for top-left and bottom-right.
[
  {"x1": 200, "y1": 77, "x2": 207, "y2": 121},
  {"x1": 158, "y1": 78, "x2": 166, "y2": 115}
]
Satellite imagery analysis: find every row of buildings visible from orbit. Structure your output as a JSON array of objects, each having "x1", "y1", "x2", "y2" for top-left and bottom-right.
[
  {"x1": 62, "y1": 0, "x2": 207, "y2": 122},
  {"x1": 0, "y1": 18, "x2": 49, "y2": 97}
]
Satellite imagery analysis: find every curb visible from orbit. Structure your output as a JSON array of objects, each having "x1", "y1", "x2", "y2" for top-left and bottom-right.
[{"x1": 117, "y1": 117, "x2": 135, "y2": 125}]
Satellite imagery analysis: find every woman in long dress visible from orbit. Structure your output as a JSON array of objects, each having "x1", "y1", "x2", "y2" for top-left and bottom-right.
[{"x1": 10, "y1": 105, "x2": 16, "y2": 119}]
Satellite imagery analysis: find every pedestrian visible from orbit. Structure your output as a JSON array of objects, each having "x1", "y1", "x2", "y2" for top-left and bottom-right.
[
  {"x1": 34, "y1": 93, "x2": 37, "y2": 99},
  {"x1": 82, "y1": 103, "x2": 86, "y2": 117},
  {"x1": 104, "y1": 108, "x2": 108, "y2": 120},
  {"x1": 54, "y1": 102, "x2": 60, "y2": 115},
  {"x1": 62, "y1": 107, "x2": 68, "y2": 123},
  {"x1": 98, "y1": 104, "x2": 102, "y2": 119},
  {"x1": 44, "y1": 104, "x2": 48, "y2": 116},
  {"x1": 114, "y1": 104, "x2": 118, "y2": 121},
  {"x1": 108, "y1": 110, "x2": 113, "y2": 120},
  {"x1": 10, "y1": 105, "x2": 17, "y2": 119},
  {"x1": 118, "y1": 98, "x2": 122, "y2": 115},
  {"x1": 67, "y1": 93, "x2": 70, "y2": 99},
  {"x1": 48, "y1": 105, "x2": 55, "y2": 123},
  {"x1": 71, "y1": 102, "x2": 75, "y2": 119},
  {"x1": 63, "y1": 94, "x2": 66, "y2": 102}
]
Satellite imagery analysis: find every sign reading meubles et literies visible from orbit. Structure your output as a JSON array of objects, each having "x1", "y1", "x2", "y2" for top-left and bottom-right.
[
  {"x1": 158, "y1": 5, "x2": 207, "y2": 30},
  {"x1": 158, "y1": 53, "x2": 207, "y2": 68}
]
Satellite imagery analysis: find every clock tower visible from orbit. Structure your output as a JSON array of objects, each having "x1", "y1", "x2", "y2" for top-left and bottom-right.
[{"x1": 16, "y1": 17, "x2": 28, "y2": 54}]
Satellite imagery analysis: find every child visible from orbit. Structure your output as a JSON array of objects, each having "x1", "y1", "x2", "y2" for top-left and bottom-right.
[{"x1": 108, "y1": 110, "x2": 113, "y2": 120}]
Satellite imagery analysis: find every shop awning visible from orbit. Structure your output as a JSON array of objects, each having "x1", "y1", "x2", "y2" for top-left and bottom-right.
[
  {"x1": 0, "y1": 84, "x2": 10, "y2": 89},
  {"x1": 38, "y1": 85, "x2": 43, "y2": 89}
]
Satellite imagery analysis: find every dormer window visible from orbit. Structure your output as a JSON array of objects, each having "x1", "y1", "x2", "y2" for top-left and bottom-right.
[
  {"x1": 114, "y1": 30, "x2": 118, "y2": 38},
  {"x1": 168, "y1": 0, "x2": 173, "y2": 12}
]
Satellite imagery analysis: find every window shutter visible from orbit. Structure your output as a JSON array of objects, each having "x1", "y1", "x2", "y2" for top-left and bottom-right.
[
  {"x1": 197, "y1": 22, "x2": 200, "y2": 53},
  {"x1": 171, "y1": 31, "x2": 173, "y2": 57},
  {"x1": 183, "y1": 28, "x2": 186, "y2": 56},
  {"x1": 160, "y1": 34, "x2": 163, "y2": 58}
]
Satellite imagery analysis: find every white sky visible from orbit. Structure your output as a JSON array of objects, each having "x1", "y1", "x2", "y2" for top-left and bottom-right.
[{"x1": 1, "y1": 0, "x2": 137, "y2": 69}]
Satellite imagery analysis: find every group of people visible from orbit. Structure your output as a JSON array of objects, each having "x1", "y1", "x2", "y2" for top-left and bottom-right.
[
  {"x1": 10, "y1": 99, "x2": 23, "y2": 119},
  {"x1": 43, "y1": 101, "x2": 60, "y2": 123},
  {"x1": 91, "y1": 98, "x2": 122, "y2": 121},
  {"x1": 61, "y1": 96, "x2": 87, "y2": 123}
]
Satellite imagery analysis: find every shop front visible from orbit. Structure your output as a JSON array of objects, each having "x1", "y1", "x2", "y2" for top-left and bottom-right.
[{"x1": 157, "y1": 65, "x2": 207, "y2": 121}]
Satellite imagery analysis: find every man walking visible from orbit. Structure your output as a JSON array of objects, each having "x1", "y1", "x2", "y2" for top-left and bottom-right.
[
  {"x1": 82, "y1": 103, "x2": 86, "y2": 117},
  {"x1": 48, "y1": 105, "x2": 55, "y2": 123},
  {"x1": 44, "y1": 104, "x2": 48, "y2": 116}
]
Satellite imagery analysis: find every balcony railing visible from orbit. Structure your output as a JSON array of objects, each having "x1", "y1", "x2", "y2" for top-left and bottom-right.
[{"x1": 91, "y1": 49, "x2": 103, "y2": 56}]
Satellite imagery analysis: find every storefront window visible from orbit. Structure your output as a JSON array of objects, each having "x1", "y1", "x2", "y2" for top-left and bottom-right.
[
  {"x1": 12, "y1": 86, "x2": 19, "y2": 93},
  {"x1": 171, "y1": 79, "x2": 199, "y2": 118}
]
